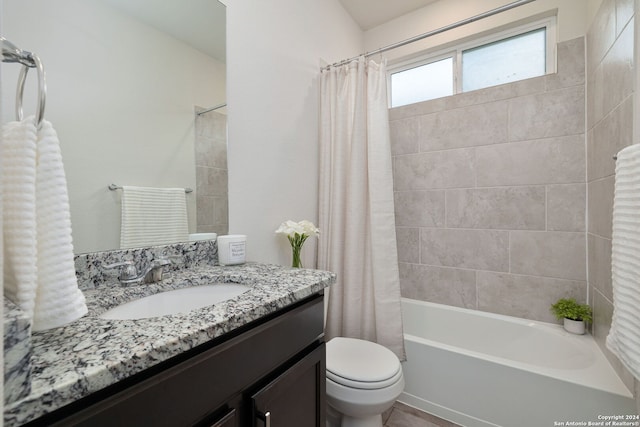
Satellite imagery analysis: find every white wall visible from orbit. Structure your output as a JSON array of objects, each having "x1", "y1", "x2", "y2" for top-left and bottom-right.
[
  {"x1": 225, "y1": 0, "x2": 363, "y2": 266},
  {"x1": 364, "y1": 0, "x2": 589, "y2": 62},
  {"x1": 1, "y1": 0, "x2": 225, "y2": 253}
]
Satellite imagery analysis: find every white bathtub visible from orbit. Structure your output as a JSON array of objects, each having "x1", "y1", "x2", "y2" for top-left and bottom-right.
[{"x1": 399, "y1": 298, "x2": 637, "y2": 427}]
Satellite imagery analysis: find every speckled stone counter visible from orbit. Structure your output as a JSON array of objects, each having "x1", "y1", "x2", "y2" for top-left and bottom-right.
[
  {"x1": 3, "y1": 298, "x2": 32, "y2": 406},
  {"x1": 3, "y1": 262, "x2": 335, "y2": 426}
]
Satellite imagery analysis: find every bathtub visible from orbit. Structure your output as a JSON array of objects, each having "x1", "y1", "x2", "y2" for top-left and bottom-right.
[{"x1": 399, "y1": 298, "x2": 637, "y2": 427}]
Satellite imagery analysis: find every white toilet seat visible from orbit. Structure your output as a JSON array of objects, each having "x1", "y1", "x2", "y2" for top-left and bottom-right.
[
  {"x1": 327, "y1": 366, "x2": 403, "y2": 390},
  {"x1": 326, "y1": 337, "x2": 402, "y2": 390}
]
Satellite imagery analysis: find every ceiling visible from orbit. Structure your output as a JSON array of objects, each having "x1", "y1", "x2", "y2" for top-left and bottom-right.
[
  {"x1": 98, "y1": 0, "x2": 226, "y2": 62},
  {"x1": 339, "y1": 0, "x2": 441, "y2": 30},
  {"x1": 95, "y1": 0, "x2": 440, "y2": 61}
]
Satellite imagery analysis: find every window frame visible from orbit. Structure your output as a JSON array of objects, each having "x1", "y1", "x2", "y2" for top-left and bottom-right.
[
  {"x1": 387, "y1": 16, "x2": 557, "y2": 107},
  {"x1": 388, "y1": 52, "x2": 457, "y2": 107}
]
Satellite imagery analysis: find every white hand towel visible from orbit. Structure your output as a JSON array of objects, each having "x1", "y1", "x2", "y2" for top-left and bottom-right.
[
  {"x1": 33, "y1": 121, "x2": 87, "y2": 331},
  {"x1": 120, "y1": 186, "x2": 188, "y2": 249},
  {"x1": 2, "y1": 118, "x2": 87, "y2": 331},
  {"x1": 607, "y1": 143, "x2": 640, "y2": 380},
  {"x1": 2, "y1": 119, "x2": 39, "y2": 318}
]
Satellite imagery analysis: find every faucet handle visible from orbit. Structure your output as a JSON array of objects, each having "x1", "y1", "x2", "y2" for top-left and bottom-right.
[
  {"x1": 143, "y1": 257, "x2": 172, "y2": 283},
  {"x1": 103, "y1": 261, "x2": 139, "y2": 283},
  {"x1": 150, "y1": 257, "x2": 171, "y2": 267}
]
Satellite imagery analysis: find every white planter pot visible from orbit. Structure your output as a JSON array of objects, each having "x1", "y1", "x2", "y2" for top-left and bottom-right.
[{"x1": 563, "y1": 318, "x2": 585, "y2": 335}]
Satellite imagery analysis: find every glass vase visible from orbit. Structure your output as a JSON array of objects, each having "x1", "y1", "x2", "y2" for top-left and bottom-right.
[{"x1": 291, "y1": 245, "x2": 302, "y2": 268}]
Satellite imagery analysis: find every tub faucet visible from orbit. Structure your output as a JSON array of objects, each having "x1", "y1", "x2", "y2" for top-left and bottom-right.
[{"x1": 104, "y1": 257, "x2": 172, "y2": 285}]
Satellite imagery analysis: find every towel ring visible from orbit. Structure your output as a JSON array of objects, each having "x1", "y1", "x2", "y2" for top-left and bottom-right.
[{"x1": 16, "y1": 54, "x2": 46, "y2": 128}]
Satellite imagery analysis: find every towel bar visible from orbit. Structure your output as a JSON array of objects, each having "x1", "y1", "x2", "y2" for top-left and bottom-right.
[{"x1": 108, "y1": 184, "x2": 193, "y2": 193}]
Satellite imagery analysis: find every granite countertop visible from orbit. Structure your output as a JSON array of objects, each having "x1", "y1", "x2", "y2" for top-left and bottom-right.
[{"x1": 4, "y1": 263, "x2": 335, "y2": 426}]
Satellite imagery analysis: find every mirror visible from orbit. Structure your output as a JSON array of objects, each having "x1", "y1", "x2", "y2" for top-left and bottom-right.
[{"x1": 1, "y1": 0, "x2": 227, "y2": 253}]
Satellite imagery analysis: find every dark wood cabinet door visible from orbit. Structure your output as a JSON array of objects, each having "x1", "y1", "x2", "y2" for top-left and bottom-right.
[
  {"x1": 209, "y1": 408, "x2": 236, "y2": 427},
  {"x1": 251, "y1": 344, "x2": 326, "y2": 427}
]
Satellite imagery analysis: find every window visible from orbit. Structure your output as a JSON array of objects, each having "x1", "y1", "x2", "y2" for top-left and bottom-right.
[
  {"x1": 462, "y1": 28, "x2": 546, "y2": 92},
  {"x1": 390, "y1": 57, "x2": 453, "y2": 107},
  {"x1": 388, "y1": 18, "x2": 555, "y2": 108}
]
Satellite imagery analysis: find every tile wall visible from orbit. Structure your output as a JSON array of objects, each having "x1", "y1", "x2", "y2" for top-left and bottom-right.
[
  {"x1": 194, "y1": 109, "x2": 229, "y2": 235},
  {"x1": 586, "y1": 0, "x2": 636, "y2": 392},
  {"x1": 390, "y1": 37, "x2": 586, "y2": 323}
]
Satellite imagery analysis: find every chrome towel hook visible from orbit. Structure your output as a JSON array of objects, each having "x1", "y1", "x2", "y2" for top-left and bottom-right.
[{"x1": 1, "y1": 36, "x2": 47, "y2": 128}]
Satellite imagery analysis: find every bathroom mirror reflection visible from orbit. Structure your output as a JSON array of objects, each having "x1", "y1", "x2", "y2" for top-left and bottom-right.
[{"x1": 0, "y1": 0, "x2": 227, "y2": 254}]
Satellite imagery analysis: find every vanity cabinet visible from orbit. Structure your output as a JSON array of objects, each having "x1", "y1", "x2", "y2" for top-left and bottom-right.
[
  {"x1": 30, "y1": 294, "x2": 325, "y2": 427},
  {"x1": 251, "y1": 345, "x2": 324, "y2": 427}
]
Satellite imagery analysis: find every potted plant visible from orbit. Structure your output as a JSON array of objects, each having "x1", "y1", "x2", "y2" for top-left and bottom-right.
[{"x1": 550, "y1": 298, "x2": 593, "y2": 335}]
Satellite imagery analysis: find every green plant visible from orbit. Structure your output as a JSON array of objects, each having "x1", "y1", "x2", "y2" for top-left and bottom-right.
[{"x1": 550, "y1": 298, "x2": 593, "y2": 322}]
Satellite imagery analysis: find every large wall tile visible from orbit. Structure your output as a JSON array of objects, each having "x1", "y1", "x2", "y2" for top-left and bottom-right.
[
  {"x1": 391, "y1": 33, "x2": 590, "y2": 321},
  {"x1": 446, "y1": 187, "x2": 545, "y2": 230},
  {"x1": 196, "y1": 166, "x2": 228, "y2": 197},
  {"x1": 390, "y1": 117, "x2": 420, "y2": 155},
  {"x1": 588, "y1": 63, "x2": 606, "y2": 127},
  {"x1": 393, "y1": 149, "x2": 475, "y2": 190},
  {"x1": 420, "y1": 228, "x2": 509, "y2": 272},
  {"x1": 389, "y1": 97, "x2": 448, "y2": 121},
  {"x1": 592, "y1": 289, "x2": 615, "y2": 369},
  {"x1": 394, "y1": 190, "x2": 445, "y2": 227},
  {"x1": 443, "y1": 76, "x2": 544, "y2": 110},
  {"x1": 546, "y1": 37, "x2": 585, "y2": 91},
  {"x1": 586, "y1": 0, "x2": 616, "y2": 71},
  {"x1": 195, "y1": 137, "x2": 217, "y2": 168},
  {"x1": 602, "y1": 18, "x2": 634, "y2": 116},
  {"x1": 475, "y1": 135, "x2": 585, "y2": 186},
  {"x1": 588, "y1": 94, "x2": 633, "y2": 181},
  {"x1": 419, "y1": 101, "x2": 508, "y2": 151},
  {"x1": 477, "y1": 271, "x2": 586, "y2": 323},
  {"x1": 547, "y1": 184, "x2": 586, "y2": 232},
  {"x1": 396, "y1": 227, "x2": 420, "y2": 263},
  {"x1": 588, "y1": 177, "x2": 614, "y2": 239},
  {"x1": 508, "y1": 85, "x2": 585, "y2": 141},
  {"x1": 399, "y1": 262, "x2": 476, "y2": 309},
  {"x1": 586, "y1": 0, "x2": 635, "y2": 393},
  {"x1": 195, "y1": 110, "x2": 227, "y2": 139},
  {"x1": 212, "y1": 196, "x2": 229, "y2": 226},
  {"x1": 510, "y1": 231, "x2": 586, "y2": 280},
  {"x1": 615, "y1": 0, "x2": 634, "y2": 36},
  {"x1": 196, "y1": 195, "x2": 214, "y2": 227},
  {"x1": 592, "y1": 288, "x2": 636, "y2": 391},
  {"x1": 588, "y1": 233, "x2": 613, "y2": 300}
]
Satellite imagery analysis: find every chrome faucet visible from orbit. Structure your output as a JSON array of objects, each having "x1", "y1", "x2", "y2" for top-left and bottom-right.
[
  {"x1": 142, "y1": 258, "x2": 171, "y2": 283},
  {"x1": 104, "y1": 257, "x2": 172, "y2": 285}
]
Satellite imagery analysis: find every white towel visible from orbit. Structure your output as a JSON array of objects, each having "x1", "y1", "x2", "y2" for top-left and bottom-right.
[
  {"x1": 2, "y1": 118, "x2": 87, "y2": 331},
  {"x1": 120, "y1": 186, "x2": 188, "y2": 249},
  {"x1": 607, "y1": 143, "x2": 640, "y2": 380},
  {"x1": 2, "y1": 119, "x2": 39, "y2": 317}
]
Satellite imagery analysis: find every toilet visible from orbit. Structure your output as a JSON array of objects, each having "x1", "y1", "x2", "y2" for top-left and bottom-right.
[{"x1": 325, "y1": 337, "x2": 405, "y2": 427}]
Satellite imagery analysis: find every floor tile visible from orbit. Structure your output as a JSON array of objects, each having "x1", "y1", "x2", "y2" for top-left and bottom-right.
[{"x1": 384, "y1": 402, "x2": 461, "y2": 427}]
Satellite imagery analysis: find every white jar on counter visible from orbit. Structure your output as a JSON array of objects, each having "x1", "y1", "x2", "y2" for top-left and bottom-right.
[{"x1": 217, "y1": 235, "x2": 247, "y2": 265}]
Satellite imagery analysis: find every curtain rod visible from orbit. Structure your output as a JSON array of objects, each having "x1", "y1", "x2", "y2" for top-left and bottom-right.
[
  {"x1": 322, "y1": 0, "x2": 536, "y2": 71},
  {"x1": 196, "y1": 103, "x2": 227, "y2": 115}
]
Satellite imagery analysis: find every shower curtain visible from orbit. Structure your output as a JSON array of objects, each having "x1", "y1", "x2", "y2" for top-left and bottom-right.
[{"x1": 318, "y1": 57, "x2": 405, "y2": 359}]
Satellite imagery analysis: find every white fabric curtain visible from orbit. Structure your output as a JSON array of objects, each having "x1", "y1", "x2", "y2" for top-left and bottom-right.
[{"x1": 318, "y1": 58, "x2": 405, "y2": 359}]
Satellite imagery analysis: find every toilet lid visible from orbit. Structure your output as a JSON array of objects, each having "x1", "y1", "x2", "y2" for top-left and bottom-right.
[{"x1": 326, "y1": 337, "x2": 402, "y2": 390}]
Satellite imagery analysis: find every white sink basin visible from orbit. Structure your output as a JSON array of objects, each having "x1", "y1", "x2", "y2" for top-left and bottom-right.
[{"x1": 100, "y1": 284, "x2": 251, "y2": 320}]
